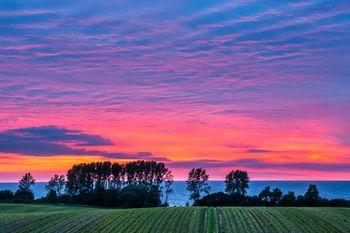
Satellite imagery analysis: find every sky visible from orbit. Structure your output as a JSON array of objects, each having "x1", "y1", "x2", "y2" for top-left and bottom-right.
[{"x1": 0, "y1": 0, "x2": 350, "y2": 181}]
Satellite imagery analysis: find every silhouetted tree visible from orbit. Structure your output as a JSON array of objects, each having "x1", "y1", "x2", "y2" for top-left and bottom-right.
[
  {"x1": 64, "y1": 160, "x2": 170, "y2": 207},
  {"x1": 124, "y1": 161, "x2": 138, "y2": 185},
  {"x1": 297, "y1": 194, "x2": 305, "y2": 204},
  {"x1": 258, "y1": 186, "x2": 283, "y2": 206},
  {"x1": 0, "y1": 190, "x2": 14, "y2": 201},
  {"x1": 14, "y1": 190, "x2": 34, "y2": 203},
  {"x1": 46, "y1": 190, "x2": 58, "y2": 203},
  {"x1": 120, "y1": 185, "x2": 149, "y2": 208},
  {"x1": 194, "y1": 192, "x2": 231, "y2": 207},
  {"x1": 163, "y1": 171, "x2": 174, "y2": 206},
  {"x1": 18, "y1": 173, "x2": 35, "y2": 192},
  {"x1": 104, "y1": 189, "x2": 122, "y2": 207},
  {"x1": 66, "y1": 163, "x2": 94, "y2": 195},
  {"x1": 270, "y1": 188, "x2": 283, "y2": 205},
  {"x1": 122, "y1": 160, "x2": 170, "y2": 203},
  {"x1": 258, "y1": 186, "x2": 272, "y2": 204},
  {"x1": 152, "y1": 161, "x2": 170, "y2": 190},
  {"x1": 304, "y1": 184, "x2": 320, "y2": 205},
  {"x1": 280, "y1": 191, "x2": 296, "y2": 206},
  {"x1": 186, "y1": 168, "x2": 210, "y2": 202},
  {"x1": 92, "y1": 161, "x2": 111, "y2": 205},
  {"x1": 225, "y1": 170, "x2": 250, "y2": 196},
  {"x1": 189, "y1": 180, "x2": 350, "y2": 207},
  {"x1": 94, "y1": 161, "x2": 111, "y2": 190},
  {"x1": 110, "y1": 162, "x2": 125, "y2": 190},
  {"x1": 46, "y1": 174, "x2": 65, "y2": 196},
  {"x1": 65, "y1": 165, "x2": 80, "y2": 195}
]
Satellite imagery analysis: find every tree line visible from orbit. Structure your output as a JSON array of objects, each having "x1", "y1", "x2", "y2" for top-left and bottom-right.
[
  {"x1": 186, "y1": 168, "x2": 350, "y2": 207},
  {"x1": 0, "y1": 161, "x2": 349, "y2": 208},
  {"x1": 0, "y1": 160, "x2": 173, "y2": 208}
]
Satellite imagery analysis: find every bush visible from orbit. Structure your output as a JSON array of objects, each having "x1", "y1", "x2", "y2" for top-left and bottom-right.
[
  {"x1": 57, "y1": 194, "x2": 74, "y2": 204},
  {"x1": 146, "y1": 186, "x2": 162, "y2": 207},
  {"x1": 104, "y1": 189, "x2": 122, "y2": 207},
  {"x1": 194, "y1": 192, "x2": 250, "y2": 206},
  {"x1": 76, "y1": 193, "x2": 93, "y2": 205},
  {"x1": 304, "y1": 184, "x2": 321, "y2": 206},
  {"x1": 0, "y1": 190, "x2": 14, "y2": 202},
  {"x1": 92, "y1": 184, "x2": 106, "y2": 206},
  {"x1": 328, "y1": 198, "x2": 350, "y2": 207},
  {"x1": 14, "y1": 190, "x2": 34, "y2": 203},
  {"x1": 194, "y1": 192, "x2": 230, "y2": 206},
  {"x1": 46, "y1": 190, "x2": 58, "y2": 203},
  {"x1": 120, "y1": 185, "x2": 148, "y2": 208},
  {"x1": 37, "y1": 183, "x2": 162, "y2": 208},
  {"x1": 245, "y1": 195, "x2": 262, "y2": 206},
  {"x1": 280, "y1": 192, "x2": 296, "y2": 206}
]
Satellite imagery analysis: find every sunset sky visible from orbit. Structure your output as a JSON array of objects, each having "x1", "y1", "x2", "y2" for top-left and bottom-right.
[{"x1": 0, "y1": 0, "x2": 350, "y2": 181}]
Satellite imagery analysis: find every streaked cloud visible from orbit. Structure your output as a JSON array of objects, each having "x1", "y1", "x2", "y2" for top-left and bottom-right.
[
  {"x1": 0, "y1": 126, "x2": 168, "y2": 161},
  {"x1": 1, "y1": 125, "x2": 113, "y2": 146},
  {"x1": 169, "y1": 159, "x2": 350, "y2": 172},
  {"x1": 0, "y1": 0, "x2": 349, "y2": 180}
]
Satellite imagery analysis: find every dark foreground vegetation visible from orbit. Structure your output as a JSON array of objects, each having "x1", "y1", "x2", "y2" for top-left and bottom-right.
[
  {"x1": 0, "y1": 160, "x2": 349, "y2": 208},
  {"x1": 0, "y1": 204, "x2": 349, "y2": 233},
  {"x1": 1, "y1": 161, "x2": 173, "y2": 208},
  {"x1": 190, "y1": 168, "x2": 350, "y2": 207}
]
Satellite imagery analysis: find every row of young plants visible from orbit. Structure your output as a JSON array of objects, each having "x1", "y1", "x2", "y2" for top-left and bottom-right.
[{"x1": 1, "y1": 204, "x2": 349, "y2": 233}]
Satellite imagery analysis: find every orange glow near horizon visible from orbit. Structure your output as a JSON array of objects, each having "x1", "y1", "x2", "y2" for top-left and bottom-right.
[{"x1": 1, "y1": 108, "x2": 349, "y2": 182}]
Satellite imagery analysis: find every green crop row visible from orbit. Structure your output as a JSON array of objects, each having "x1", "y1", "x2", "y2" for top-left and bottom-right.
[{"x1": 0, "y1": 204, "x2": 348, "y2": 233}]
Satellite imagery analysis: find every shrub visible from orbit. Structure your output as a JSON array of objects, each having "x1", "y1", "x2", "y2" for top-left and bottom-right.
[
  {"x1": 280, "y1": 192, "x2": 296, "y2": 206},
  {"x1": 328, "y1": 198, "x2": 350, "y2": 207},
  {"x1": 46, "y1": 190, "x2": 58, "y2": 203},
  {"x1": 194, "y1": 192, "x2": 230, "y2": 206},
  {"x1": 120, "y1": 185, "x2": 149, "y2": 208},
  {"x1": 194, "y1": 192, "x2": 250, "y2": 206},
  {"x1": 57, "y1": 194, "x2": 74, "y2": 204},
  {"x1": 92, "y1": 184, "x2": 106, "y2": 206},
  {"x1": 0, "y1": 190, "x2": 14, "y2": 202},
  {"x1": 14, "y1": 190, "x2": 34, "y2": 203},
  {"x1": 104, "y1": 189, "x2": 122, "y2": 207}
]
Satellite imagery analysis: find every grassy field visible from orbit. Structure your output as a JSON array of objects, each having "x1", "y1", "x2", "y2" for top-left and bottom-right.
[{"x1": 0, "y1": 204, "x2": 349, "y2": 233}]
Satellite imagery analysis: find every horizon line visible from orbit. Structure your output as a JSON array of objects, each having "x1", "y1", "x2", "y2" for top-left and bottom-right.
[{"x1": 1, "y1": 179, "x2": 350, "y2": 183}]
